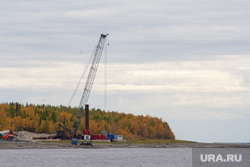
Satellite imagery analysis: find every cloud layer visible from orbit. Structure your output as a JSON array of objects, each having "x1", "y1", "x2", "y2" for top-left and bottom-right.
[{"x1": 1, "y1": 0, "x2": 250, "y2": 142}]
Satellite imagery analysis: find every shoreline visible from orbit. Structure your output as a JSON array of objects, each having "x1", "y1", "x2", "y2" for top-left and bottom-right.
[{"x1": 1, "y1": 140, "x2": 250, "y2": 149}]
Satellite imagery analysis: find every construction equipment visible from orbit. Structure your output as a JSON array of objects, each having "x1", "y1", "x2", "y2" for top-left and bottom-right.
[
  {"x1": 71, "y1": 34, "x2": 108, "y2": 143},
  {"x1": 79, "y1": 105, "x2": 92, "y2": 146},
  {"x1": 83, "y1": 104, "x2": 90, "y2": 135},
  {"x1": 55, "y1": 123, "x2": 72, "y2": 140},
  {"x1": 0, "y1": 130, "x2": 14, "y2": 140}
]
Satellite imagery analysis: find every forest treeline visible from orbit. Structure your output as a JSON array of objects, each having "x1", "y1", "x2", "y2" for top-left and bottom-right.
[{"x1": 0, "y1": 102, "x2": 175, "y2": 140}]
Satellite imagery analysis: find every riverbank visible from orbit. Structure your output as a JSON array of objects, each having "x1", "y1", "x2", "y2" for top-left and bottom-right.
[
  {"x1": 1, "y1": 140, "x2": 250, "y2": 149},
  {"x1": 1, "y1": 131, "x2": 249, "y2": 149}
]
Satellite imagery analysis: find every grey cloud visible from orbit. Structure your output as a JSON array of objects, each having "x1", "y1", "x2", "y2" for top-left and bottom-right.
[
  {"x1": 1, "y1": 0, "x2": 250, "y2": 142},
  {"x1": 1, "y1": 0, "x2": 250, "y2": 63}
]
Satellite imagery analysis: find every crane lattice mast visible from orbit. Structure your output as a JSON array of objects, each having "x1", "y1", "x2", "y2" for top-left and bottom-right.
[{"x1": 72, "y1": 34, "x2": 108, "y2": 135}]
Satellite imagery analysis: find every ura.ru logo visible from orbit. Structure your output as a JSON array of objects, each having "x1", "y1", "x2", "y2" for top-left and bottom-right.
[{"x1": 200, "y1": 154, "x2": 242, "y2": 162}]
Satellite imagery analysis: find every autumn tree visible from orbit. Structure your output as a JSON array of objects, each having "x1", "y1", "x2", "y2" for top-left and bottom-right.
[{"x1": 0, "y1": 102, "x2": 175, "y2": 140}]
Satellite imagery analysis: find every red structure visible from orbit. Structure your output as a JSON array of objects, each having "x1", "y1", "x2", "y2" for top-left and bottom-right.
[{"x1": 91, "y1": 135, "x2": 106, "y2": 140}]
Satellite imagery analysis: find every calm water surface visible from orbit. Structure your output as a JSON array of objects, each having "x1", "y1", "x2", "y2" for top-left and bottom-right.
[{"x1": 0, "y1": 148, "x2": 192, "y2": 167}]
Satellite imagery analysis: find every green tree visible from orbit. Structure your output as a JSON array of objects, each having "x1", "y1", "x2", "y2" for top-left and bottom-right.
[
  {"x1": 23, "y1": 110, "x2": 27, "y2": 118},
  {"x1": 40, "y1": 109, "x2": 49, "y2": 120},
  {"x1": 9, "y1": 103, "x2": 15, "y2": 118},
  {"x1": 50, "y1": 111, "x2": 57, "y2": 123}
]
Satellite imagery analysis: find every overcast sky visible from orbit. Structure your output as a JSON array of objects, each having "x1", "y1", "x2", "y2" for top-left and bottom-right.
[{"x1": 1, "y1": 0, "x2": 250, "y2": 142}]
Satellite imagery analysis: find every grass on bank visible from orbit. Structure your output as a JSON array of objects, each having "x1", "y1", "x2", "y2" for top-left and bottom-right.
[{"x1": 39, "y1": 139, "x2": 194, "y2": 144}]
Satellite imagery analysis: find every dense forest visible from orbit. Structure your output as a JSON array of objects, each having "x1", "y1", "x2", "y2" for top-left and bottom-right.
[{"x1": 0, "y1": 102, "x2": 175, "y2": 140}]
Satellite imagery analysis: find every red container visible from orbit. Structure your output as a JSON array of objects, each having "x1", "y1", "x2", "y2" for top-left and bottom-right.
[
  {"x1": 91, "y1": 135, "x2": 100, "y2": 140},
  {"x1": 100, "y1": 135, "x2": 106, "y2": 140}
]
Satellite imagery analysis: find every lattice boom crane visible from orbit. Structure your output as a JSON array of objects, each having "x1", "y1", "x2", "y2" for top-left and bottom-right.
[{"x1": 72, "y1": 34, "x2": 108, "y2": 135}]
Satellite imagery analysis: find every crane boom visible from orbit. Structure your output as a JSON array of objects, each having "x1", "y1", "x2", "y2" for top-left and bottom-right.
[{"x1": 72, "y1": 34, "x2": 108, "y2": 135}]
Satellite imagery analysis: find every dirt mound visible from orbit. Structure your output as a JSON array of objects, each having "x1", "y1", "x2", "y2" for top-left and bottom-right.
[{"x1": 15, "y1": 131, "x2": 50, "y2": 142}]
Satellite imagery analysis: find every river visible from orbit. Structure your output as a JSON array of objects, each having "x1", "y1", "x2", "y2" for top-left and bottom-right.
[
  {"x1": 0, "y1": 148, "x2": 192, "y2": 167},
  {"x1": 1, "y1": 148, "x2": 250, "y2": 167}
]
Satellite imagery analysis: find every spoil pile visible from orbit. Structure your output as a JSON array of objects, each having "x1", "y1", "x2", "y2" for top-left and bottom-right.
[{"x1": 14, "y1": 131, "x2": 50, "y2": 142}]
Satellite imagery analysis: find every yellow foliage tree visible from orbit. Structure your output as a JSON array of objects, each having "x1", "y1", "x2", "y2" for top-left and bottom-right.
[{"x1": 0, "y1": 103, "x2": 175, "y2": 140}]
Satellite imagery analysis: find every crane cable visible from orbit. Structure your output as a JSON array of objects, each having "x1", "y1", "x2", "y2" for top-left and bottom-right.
[
  {"x1": 68, "y1": 37, "x2": 109, "y2": 108},
  {"x1": 67, "y1": 46, "x2": 96, "y2": 107},
  {"x1": 104, "y1": 36, "x2": 109, "y2": 111}
]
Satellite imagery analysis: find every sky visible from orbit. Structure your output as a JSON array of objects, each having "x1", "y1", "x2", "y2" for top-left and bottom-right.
[{"x1": 1, "y1": 0, "x2": 250, "y2": 143}]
